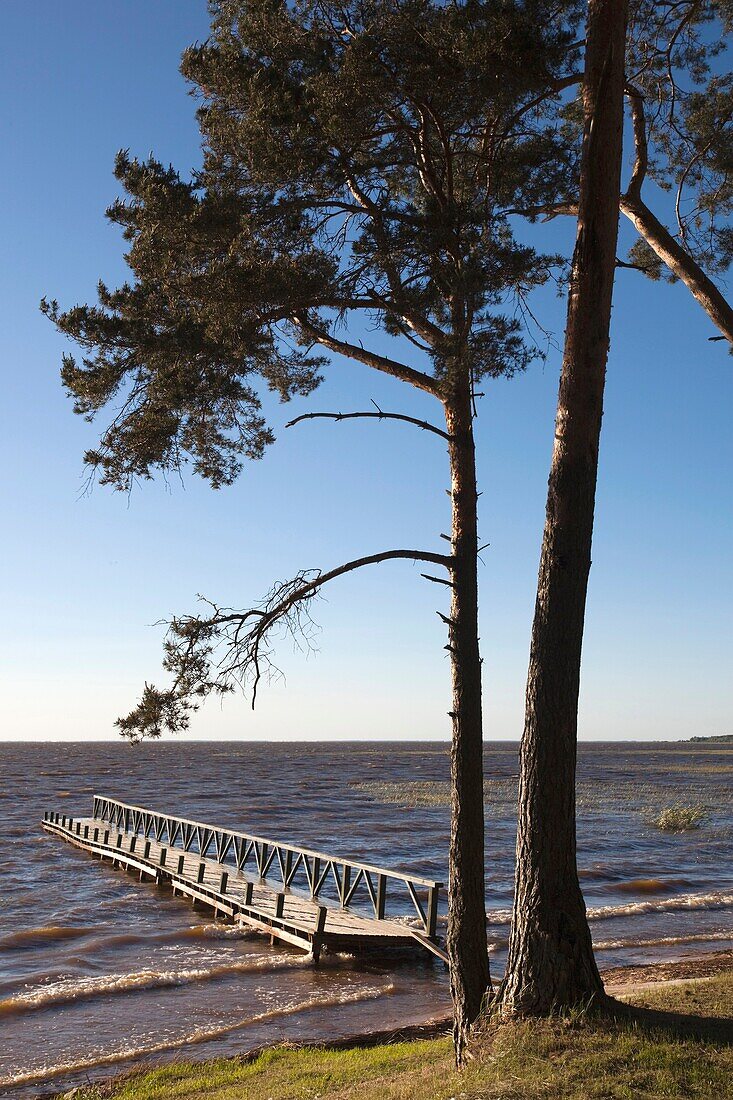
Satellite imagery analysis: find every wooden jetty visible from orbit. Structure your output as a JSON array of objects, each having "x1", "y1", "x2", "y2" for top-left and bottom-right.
[{"x1": 41, "y1": 796, "x2": 447, "y2": 964}]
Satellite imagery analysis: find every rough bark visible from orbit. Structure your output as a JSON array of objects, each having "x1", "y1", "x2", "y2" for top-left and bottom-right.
[
  {"x1": 500, "y1": 0, "x2": 627, "y2": 1015},
  {"x1": 444, "y1": 373, "x2": 490, "y2": 1062}
]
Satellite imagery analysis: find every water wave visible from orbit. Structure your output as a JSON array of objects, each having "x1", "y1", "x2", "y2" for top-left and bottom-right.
[
  {"x1": 0, "y1": 982, "x2": 396, "y2": 1089},
  {"x1": 482, "y1": 890, "x2": 733, "y2": 926},
  {"x1": 0, "y1": 925, "x2": 95, "y2": 950},
  {"x1": 586, "y1": 891, "x2": 733, "y2": 921},
  {"x1": 79, "y1": 923, "x2": 257, "y2": 953},
  {"x1": 615, "y1": 878, "x2": 692, "y2": 895},
  {"x1": 0, "y1": 954, "x2": 307, "y2": 1016},
  {"x1": 594, "y1": 930, "x2": 733, "y2": 952}
]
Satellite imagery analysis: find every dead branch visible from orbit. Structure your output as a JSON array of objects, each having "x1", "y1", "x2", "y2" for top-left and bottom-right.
[
  {"x1": 421, "y1": 573, "x2": 454, "y2": 587},
  {"x1": 285, "y1": 408, "x2": 451, "y2": 441}
]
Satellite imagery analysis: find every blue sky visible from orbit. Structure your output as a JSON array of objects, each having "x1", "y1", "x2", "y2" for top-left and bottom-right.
[{"x1": 1, "y1": 1, "x2": 730, "y2": 742}]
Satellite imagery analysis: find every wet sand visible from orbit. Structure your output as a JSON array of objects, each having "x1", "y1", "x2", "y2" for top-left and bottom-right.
[{"x1": 602, "y1": 947, "x2": 733, "y2": 992}]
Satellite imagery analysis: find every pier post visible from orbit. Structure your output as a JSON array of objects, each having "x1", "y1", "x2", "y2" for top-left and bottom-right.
[
  {"x1": 177, "y1": 854, "x2": 185, "y2": 874},
  {"x1": 376, "y1": 874, "x2": 386, "y2": 920},
  {"x1": 143, "y1": 840, "x2": 151, "y2": 860},
  {"x1": 340, "y1": 865, "x2": 350, "y2": 908},
  {"x1": 275, "y1": 892, "x2": 285, "y2": 918},
  {"x1": 160, "y1": 847, "x2": 167, "y2": 867},
  {"x1": 426, "y1": 886, "x2": 439, "y2": 940},
  {"x1": 220, "y1": 871, "x2": 229, "y2": 894},
  {"x1": 197, "y1": 862, "x2": 206, "y2": 884},
  {"x1": 244, "y1": 881, "x2": 253, "y2": 906},
  {"x1": 312, "y1": 905, "x2": 328, "y2": 964}
]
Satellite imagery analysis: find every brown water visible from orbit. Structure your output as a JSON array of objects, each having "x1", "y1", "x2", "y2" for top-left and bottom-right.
[{"x1": 1, "y1": 740, "x2": 732, "y2": 1096}]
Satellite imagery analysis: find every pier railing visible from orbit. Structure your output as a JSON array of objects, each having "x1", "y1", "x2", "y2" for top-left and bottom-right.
[{"x1": 91, "y1": 795, "x2": 442, "y2": 940}]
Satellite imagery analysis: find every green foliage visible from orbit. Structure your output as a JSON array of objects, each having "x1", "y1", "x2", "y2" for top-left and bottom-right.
[
  {"x1": 626, "y1": 238, "x2": 665, "y2": 281},
  {"x1": 625, "y1": 1, "x2": 733, "y2": 276},
  {"x1": 44, "y1": 0, "x2": 583, "y2": 493}
]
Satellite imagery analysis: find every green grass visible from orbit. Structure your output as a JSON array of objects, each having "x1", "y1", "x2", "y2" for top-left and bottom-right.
[
  {"x1": 351, "y1": 779, "x2": 733, "y2": 821},
  {"x1": 653, "y1": 804, "x2": 707, "y2": 831},
  {"x1": 65, "y1": 972, "x2": 733, "y2": 1100}
]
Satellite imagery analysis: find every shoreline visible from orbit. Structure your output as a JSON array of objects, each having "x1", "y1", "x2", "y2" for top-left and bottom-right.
[{"x1": 44, "y1": 948, "x2": 733, "y2": 1099}]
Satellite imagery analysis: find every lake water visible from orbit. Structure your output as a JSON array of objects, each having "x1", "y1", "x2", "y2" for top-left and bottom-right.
[{"x1": 1, "y1": 740, "x2": 731, "y2": 1096}]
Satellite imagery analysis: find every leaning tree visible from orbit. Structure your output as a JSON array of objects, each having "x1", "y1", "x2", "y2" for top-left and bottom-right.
[
  {"x1": 43, "y1": 0, "x2": 585, "y2": 1058},
  {"x1": 499, "y1": 0, "x2": 733, "y2": 1013}
]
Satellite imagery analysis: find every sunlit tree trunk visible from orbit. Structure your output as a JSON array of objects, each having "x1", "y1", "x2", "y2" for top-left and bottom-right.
[
  {"x1": 500, "y1": 0, "x2": 628, "y2": 1015},
  {"x1": 444, "y1": 368, "x2": 490, "y2": 1060}
]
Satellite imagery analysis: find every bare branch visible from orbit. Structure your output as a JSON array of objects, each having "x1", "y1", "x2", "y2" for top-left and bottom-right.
[
  {"x1": 624, "y1": 83, "x2": 649, "y2": 202},
  {"x1": 292, "y1": 315, "x2": 441, "y2": 397},
  {"x1": 503, "y1": 201, "x2": 578, "y2": 220},
  {"x1": 116, "y1": 548, "x2": 453, "y2": 740},
  {"x1": 285, "y1": 408, "x2": 451, "y2": 441},
  {"x1": 615, "y1": 258, "x2": 657, "y2": 274}
]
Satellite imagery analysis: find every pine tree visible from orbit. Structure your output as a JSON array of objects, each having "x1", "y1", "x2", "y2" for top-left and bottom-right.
[
  {"x1": 500, "y1": 0, "x2": 733, "y2": 1013},
  {"x1": 500, "y1": 0, "x2": 628, "y2": 1014},
  {"x1": 43, "y1": 0, "x2": 582, "y2": 1058}
]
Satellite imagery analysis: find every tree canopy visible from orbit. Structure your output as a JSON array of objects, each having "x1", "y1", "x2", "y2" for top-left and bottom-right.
[{"x1": 43, "y1": 0, "x2": 582, "y2": 494}]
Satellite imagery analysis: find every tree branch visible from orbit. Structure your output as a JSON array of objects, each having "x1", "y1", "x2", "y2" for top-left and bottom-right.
[
  {"x1": 292, "y1": 315, "x2": 442, "y2": 397},
  {"x1": 116, "y1": 548, "x2": 453, "y2": 740},
  {"x1": 615, "y1": 258, "x2": 657, "y2": 274},
  {"x1": 620, "y1": 194, "x2": 733, "y2": 346},
  {"x1": 285, "y1": 407, "x2": 451, "y2": 441},
  {"x1": 500, "y1": 72, "x2": 582, "y2": 140},
  {"x1": 624, "y1": 83, "x2": 649, "y2": 202},
  {"x1": 336, "y1": 161, "x2": 447, "y2": 349}
]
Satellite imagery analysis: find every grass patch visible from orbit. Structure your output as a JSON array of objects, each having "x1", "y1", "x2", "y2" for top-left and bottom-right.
[
  {"x1": 352, "y1": 779, "x2": 519, "y2": 809},
  {"x1": 66, "y1": 973, "x2": 733, "y2": 1100},
  {"x1": 653, "y1": 804, "x2": 707, "y2": 831}
]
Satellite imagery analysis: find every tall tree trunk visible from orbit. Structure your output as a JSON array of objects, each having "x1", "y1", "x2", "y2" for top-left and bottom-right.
[
  {"x1": 500, "y1": 0, "x2": 627, "y2": 1015},
  {"x1": 444, "y1": 372, "x2": 490, "y2": 1062}
]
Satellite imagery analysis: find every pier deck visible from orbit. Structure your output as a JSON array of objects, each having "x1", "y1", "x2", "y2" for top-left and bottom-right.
[{"x1": 42, "y1": 797, "x2": 447, "y2": 964}]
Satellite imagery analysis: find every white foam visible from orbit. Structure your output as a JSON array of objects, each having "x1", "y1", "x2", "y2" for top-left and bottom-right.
[
  {"x1": 482, "y1": 890, "x2": 733, "y2": 926},
  {"x1": 0, "y1": 954, "x2": 306, "y2": 1016},
  {"x1": 0, "y1": 982, "x2": 397, "y2": 1089}
]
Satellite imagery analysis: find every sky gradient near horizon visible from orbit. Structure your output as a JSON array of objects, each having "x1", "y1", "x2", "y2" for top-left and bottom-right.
[{"x1": 1, "y1": 1, "x2": 731, "y2": 743}]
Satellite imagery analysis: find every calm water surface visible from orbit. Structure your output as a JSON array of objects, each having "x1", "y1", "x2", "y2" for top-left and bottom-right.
[{"x1": 1, "y1": 740, "x2": 732, "y2": 1095}]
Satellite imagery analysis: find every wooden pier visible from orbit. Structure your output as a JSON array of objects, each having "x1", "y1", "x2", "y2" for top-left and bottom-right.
[{"x1": 41, "y1": 796, "x2": 447, "y2": 964}]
